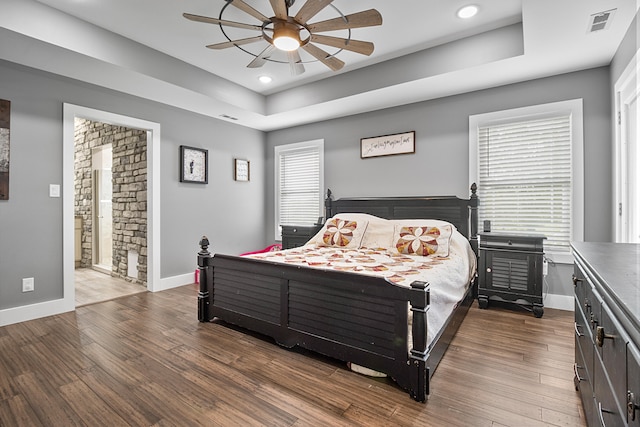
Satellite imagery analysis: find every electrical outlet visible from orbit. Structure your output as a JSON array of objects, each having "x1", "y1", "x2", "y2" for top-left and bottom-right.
[
  {"x1": 542, "y1": 258, "x2": 548, "y2": 276},
  {"x1": 22, "y1": 277, "x2": 34, "y2": 292}
]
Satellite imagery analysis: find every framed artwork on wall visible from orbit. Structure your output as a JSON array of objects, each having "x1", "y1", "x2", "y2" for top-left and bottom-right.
[
  {"x1": 0, "y1": 99, "x2": 10, "y2": 200},
  {"x1": 180, "y1": 145, "x2": 208, "y2": 184},
  {"x1": 234, "y1": 158, "x2": 250, "y2": 182},
  {"x1": 361, "y1": 131, "x2": 415, "y2": 159}
]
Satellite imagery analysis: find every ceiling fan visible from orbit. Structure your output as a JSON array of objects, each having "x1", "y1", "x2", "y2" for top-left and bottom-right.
[{"x1": 183, "y1": 0, "x2": 383, "y2": 75}]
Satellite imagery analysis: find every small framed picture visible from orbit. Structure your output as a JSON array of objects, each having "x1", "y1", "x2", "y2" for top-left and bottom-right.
[
  {"x1": 234, "y1": 158, "x2": 250, "y2": 182},
  {"x1": 180, "y1": 145, "x2": 208, "y2": 184}
]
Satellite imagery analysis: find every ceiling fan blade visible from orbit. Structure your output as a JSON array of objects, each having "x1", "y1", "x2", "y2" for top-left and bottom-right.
[
  {"x1": 301, "y1": 43, "x2": 344, "y2": 71},
  {"x1": 247, "y1": 45, "x2": 277, "y2": 68},
  {"x1": 183, "y1": 13, "x2": 263, "y2": 31},
  {"x1": 287, "y1": 50, "x2": 305, "y2": 75},
  {"x1": 310, "y1": 34, "x2": 374, "y2": 56},
  {"x1": 229, "y1": 0, "x2": 269, "y2": 23},
  {"x1": 269, "y1": 0, "x2": 288, "y2": 20},
  {"x1": 294, "y1": 0, "x2": 333, "y2": 24},
  {"x1": 307, "y1": 9, "x2": 382, "y2": 33},
  {"x1": 206, "y1": 36, "x2": 265, "y2": 50}
]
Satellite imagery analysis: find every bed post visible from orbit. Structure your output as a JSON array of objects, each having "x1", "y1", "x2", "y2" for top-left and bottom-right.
[
  {"x1": 409, "y1": 280, "x2": 430, "y2": 402},
  {"x1": 469, "y1": 183, "x2": 478, "y2": 238},
  {"x1": 197, "y1": 236, "x2": 213, "y2": 322},
  {"x1": 324, "y1": 188, "x2": 333, "y2": 219}
]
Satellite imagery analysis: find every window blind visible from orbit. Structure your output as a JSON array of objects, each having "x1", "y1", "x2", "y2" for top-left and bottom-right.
[
  {"x1": 478, "y1": 114, "x2": 572, "y2": 252},
  {"x1": 277, "y1": 144, "x2": 322, "y2": 229}
]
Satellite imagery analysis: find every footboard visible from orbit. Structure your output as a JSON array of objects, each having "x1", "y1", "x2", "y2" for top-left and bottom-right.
[{"x1": 197, "y1": 237, "x2": 430, "y2": 401}]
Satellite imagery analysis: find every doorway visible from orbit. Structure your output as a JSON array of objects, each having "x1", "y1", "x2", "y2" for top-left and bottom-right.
[{"x1": 62, "y1": 104, "x2": 161, "y2": 313}]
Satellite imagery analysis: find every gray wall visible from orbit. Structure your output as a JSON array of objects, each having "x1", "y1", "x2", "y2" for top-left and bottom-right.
[
  {"x1": 0, "y1": 60, "x2": 265, "y2": 310},
  {"x1": 266, "y1": 67, "x2": 612, "y2": 299}
]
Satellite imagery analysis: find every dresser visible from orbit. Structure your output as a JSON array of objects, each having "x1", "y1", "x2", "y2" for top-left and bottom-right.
[
  {"x1": 572, "y1": 242, "x2": 640, "y2": 427},
  {"x1": 478, "y1": 232, "x2": 546, "y2": 317}
]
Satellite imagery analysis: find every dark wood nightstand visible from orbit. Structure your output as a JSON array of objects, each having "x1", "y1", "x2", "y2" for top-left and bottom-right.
[
  {"x1": 281, "y1": 224, "x2": 322, "y2": 249},
  {"x1": 478, "y1": 232, "x2": 546, "y2": 317}
]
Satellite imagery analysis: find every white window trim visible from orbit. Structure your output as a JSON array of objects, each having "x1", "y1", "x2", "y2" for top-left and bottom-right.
[
  {"x1": 469, "y1": 99, "x2": 584, "y2": 264},
  {"x1": 274, "y1": 139, "x2": 324, "y2": 241}
]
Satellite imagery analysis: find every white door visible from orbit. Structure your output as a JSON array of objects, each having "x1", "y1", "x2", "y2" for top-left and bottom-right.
[{"x1": 615, "y1": 54, "x2": 640, "y2": 243}]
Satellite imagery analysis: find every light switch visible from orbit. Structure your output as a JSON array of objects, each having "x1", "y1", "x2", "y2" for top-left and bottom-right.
[{"x1": 49, "y1": 184, "x2": 60, "y2": 198}]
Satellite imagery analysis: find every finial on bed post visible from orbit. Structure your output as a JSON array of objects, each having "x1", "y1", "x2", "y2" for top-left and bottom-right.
[
  {"x1": 409, "y1": 280, "x2": 429, "y2": 402},
  {"x1": 324, "y1": 188, "x2": 333, "y2": 220},
  {"x1": 197, "y1": 236, "x2": 213, "y2": 322},
  {"x1": 469, "y1": 183, "x2": 478, "y2": 240}
]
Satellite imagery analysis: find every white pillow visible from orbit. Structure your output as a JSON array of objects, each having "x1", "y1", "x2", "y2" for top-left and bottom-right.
[{"x1": 393, "y1": 223, "x2": 454, "y2": 257}]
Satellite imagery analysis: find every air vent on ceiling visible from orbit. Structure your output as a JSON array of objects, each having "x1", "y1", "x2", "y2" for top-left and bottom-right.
[{"x1": 588, "y1": 9, "x2": 616, "y2": 33}]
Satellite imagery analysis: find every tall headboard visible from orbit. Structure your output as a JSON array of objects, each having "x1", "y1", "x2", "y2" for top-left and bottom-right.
[{"x1": 325, "y1": 183, "x2": 478, "y2": 242}]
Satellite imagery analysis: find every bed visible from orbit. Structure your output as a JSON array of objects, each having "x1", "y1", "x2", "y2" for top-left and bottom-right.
[{"x1": 197, "y1": 184, "x2": 478, "y2": 402}]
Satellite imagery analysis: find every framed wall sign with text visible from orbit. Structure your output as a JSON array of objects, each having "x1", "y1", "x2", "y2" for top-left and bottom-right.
[
  {"x1": 234, "y1": 158, "x2": 250, "y2": 182},
  {"x1": 361, "y1": 131, "x2": 415, "y2": 159},
  {"x1": 180, "y1": 145, "x2": 208, "y2": 184}
]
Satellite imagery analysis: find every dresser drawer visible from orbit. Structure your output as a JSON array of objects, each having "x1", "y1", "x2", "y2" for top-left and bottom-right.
[
  {"x1": 575, "y1": 299, "x2": 594, "y2": 383},
  {"x1": 575, "y1": 335, "x2": 595, "y2": 423},
  {"x1": 593, "y1": 355, "x2": 626, "y2": 426},
  {"x1": 598, "y1": 304, "x2": 629, "y2": 414},
  {"x1": 628, "y1": 346, "x2": 640, "y2": 426}
]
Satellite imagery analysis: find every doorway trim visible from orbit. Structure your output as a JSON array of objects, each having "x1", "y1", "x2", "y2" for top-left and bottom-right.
[
  {"x1": 63, "y1": 104, "x2": 161, "y2": 308},
  {"x1": 614, "y1": 48, "x2": 640, "y2": 242}
]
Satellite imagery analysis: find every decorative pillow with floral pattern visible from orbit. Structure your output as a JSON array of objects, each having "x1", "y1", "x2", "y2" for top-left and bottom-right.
[
  {"x1": 319, "y1": 217, "x2": 369, "y2": 248},
  {"x1": 393, "y1": 224, "x2": 453, "y2": 257}
]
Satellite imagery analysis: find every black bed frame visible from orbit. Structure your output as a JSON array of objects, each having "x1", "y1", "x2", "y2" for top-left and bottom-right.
[{"x1": 197, "y1": 184, "x2": 478, "y2": 402}]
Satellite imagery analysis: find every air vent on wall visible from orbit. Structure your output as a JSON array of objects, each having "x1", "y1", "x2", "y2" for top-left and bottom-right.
[{"x1": 588, "y1": 9, "x2": 616, "y2": 33}]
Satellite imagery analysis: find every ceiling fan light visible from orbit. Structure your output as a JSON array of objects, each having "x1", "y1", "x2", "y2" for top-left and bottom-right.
[
  {"x1": 274, "y1": 35, "x2": 300, "y2": 51},
  {"x1": 457, "y1": 5, "x2": 479, "y2": 19},
  {"x1": 272, "y1": 20, "x2": 301, "y2": 51}
]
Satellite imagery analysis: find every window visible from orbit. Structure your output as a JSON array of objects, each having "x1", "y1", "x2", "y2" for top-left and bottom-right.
[
  {"x1": 275, "y1": 139, "x2": 324, "y2": 240},
  {"x1": 469, "y1": 99, "x2": 584, "y2": 262}
]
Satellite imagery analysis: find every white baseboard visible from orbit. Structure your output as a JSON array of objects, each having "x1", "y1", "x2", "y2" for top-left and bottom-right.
[
  {"x1": 0, "y1": 272, "x2": 195, "y2": 327},
  {"x1": 155, "y1": 272, "x2": 195, "y2": 292},
  {"x1": 0, "y1": 298, "x2": 74, "y2": 327},
  {"x1": 543, "y1": 293, "x2": 574, "y2": 311}
]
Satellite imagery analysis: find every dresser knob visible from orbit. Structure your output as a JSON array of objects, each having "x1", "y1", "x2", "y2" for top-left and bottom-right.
[
  {"x1": 486, "y1": 267, "x2": 492, "y2": 273},
  {"x1": 628, "y1": 391, "x2": 639, "y2": 421},
  {"x1": 595, "y1": 326, "x2": 615, "y2": 347}
]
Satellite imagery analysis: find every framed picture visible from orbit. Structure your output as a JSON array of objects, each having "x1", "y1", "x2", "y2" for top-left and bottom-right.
[
  {"x1": 361, "y1": 131, "x2": 415, "y2": 159},
  {"x1": 0, "y1": 99, "x2": 10, "y2": 200},
  {"x1": 180, "y1": 145, "x2": 208, "y2": 184},
  {"x1": 234, "y1": 158, "x2": 250, "y2": 182}
]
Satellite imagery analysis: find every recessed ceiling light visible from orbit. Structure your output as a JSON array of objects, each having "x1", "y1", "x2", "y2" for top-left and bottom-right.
[
  {"x1": 457, "y1": 5, "x2": 479, "y2": 19},
  {"x1": 259, "y1": 75, "x2": 272, "y2": 84}
]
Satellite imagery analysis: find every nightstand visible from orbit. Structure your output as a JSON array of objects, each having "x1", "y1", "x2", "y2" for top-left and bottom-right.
[
  {"x1": 478, "y1": 232, "x2": 546, "y2": 317},
  {"x1": 281, "y1": 224, "x2": 322, "y2": 249}
]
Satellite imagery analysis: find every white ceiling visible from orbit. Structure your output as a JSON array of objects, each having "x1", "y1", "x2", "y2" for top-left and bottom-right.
[{"x1": 1, "y1": 0, "x2": 637, "y2": 130}]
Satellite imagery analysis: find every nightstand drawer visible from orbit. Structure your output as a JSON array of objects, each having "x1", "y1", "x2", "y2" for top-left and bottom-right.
[
  {"x1": 479, "y1": 232, "x2": 545, "y2": 252},
  {"x1": 281, "y1": 224, "x2": 322, "y2": 249}
]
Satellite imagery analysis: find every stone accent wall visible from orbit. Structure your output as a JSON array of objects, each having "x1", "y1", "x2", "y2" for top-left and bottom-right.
[{"x1": 74, "y1": 118, "x2": 147, "y2": 284}]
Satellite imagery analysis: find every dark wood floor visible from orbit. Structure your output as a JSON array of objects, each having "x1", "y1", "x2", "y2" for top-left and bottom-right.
[{"x1": 0, "y1": 284, "x2": 585, "y2": 426}]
